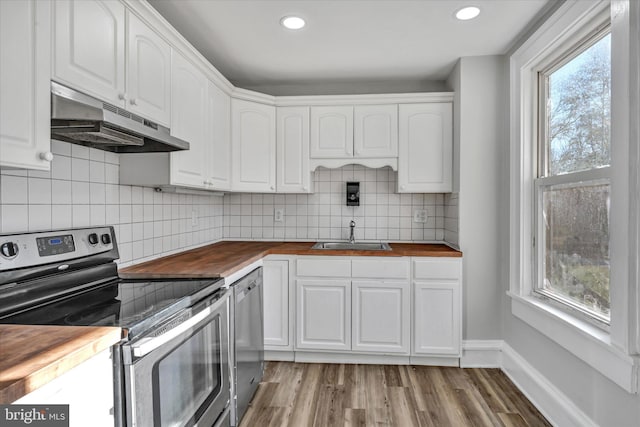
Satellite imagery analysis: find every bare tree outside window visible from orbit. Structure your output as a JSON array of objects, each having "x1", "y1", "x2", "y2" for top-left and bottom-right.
[{"x1": 538, "y1": 33, "x2": 611, "y2": 322}]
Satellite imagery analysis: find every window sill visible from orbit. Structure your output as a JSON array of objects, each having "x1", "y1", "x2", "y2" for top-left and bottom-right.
[{"x1": 507, "y1": 291, "x2": 638, "y2": 393}]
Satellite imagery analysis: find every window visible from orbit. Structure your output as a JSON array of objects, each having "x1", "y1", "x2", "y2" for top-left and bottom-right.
[{"x1": 535, "y1": 30, "x2": 611, "y2": 325}]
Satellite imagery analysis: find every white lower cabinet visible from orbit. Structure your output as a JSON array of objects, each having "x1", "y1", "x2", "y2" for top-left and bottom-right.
[
  {"x1": 352, "y1": 280, "x2": 410, "y2": 354},
  {"x1": 13, "y1": 349, "x2": 114, "y2": 427},
  {"x1": 276, "y1": 255, "x2": 461, "y2": 362},
  {"x1": 263, "y1": 259, "x2": 290, "y2": 348},
  {"x1": 296, "y1": 279, "x2": 351, "y2": 351},
  {"x1": 412, "y1": 258, "x2": 462, "y2": 356}
]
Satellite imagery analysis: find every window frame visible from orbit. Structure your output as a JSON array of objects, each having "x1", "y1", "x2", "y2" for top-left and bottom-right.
[
  {"x1": 508, "y1": 0, "x2": 638, "y2": 393},
  {"x1": 533, "y1": 26, "x2": 613, "y2": 327}
]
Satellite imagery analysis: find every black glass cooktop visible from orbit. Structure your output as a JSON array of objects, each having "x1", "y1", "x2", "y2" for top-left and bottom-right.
[{"x1": 0, "y1": 278, "x2": 222, "y2": 339}]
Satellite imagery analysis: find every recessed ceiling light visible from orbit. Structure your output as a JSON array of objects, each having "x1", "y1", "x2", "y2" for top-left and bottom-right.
[
  {"x1": 281, "y1": 16, "x2": 305, "y2": 30},
  {"x1": 455, "y1": 6, "x2": 480, "y2": 21}
]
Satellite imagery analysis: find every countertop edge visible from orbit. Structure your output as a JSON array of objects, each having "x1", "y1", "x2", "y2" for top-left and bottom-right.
[{"x1": 0, "y1": 326, "x2": 122, "y2": 404}]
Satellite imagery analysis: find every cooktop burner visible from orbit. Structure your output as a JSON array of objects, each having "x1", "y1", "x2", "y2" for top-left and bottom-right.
[{"x1": 0, "y1": 278, "x2": 222, "y2": 339}]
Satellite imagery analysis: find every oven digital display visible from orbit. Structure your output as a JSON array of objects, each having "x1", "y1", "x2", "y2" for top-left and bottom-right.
[{"x1": 36, "y1": 235, "x2": 75, "y2": 257}]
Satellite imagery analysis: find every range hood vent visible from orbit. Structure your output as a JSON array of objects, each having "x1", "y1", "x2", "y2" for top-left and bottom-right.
[{"x1": 50, "y1": 82, "x2": 189, "y2": 153}]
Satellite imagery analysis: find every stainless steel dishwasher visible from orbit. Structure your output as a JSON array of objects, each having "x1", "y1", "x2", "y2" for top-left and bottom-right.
[{"x1": 231, "y1": 267, "x2": 264, "y2": 426}]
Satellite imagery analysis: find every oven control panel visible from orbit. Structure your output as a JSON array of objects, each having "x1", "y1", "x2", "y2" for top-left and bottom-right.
[{"x1": 0, "y1": 227, "x2": 116, "y2": 271}]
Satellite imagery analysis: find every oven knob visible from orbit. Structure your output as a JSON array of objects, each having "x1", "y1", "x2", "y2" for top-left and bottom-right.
[
  {"x1": 0, "y1": 242, "x2": 19, "y2": 259},
  {"x1": 88, "y1": 233, "x2": 99, "y2": 245},
  {"x1": 101, "y1": 233, "x2": 111, "y2": 245}
]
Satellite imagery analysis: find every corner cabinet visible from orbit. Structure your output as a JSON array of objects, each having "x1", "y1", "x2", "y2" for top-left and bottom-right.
[
  {"x1": 231, "y1": 99, "x2": 276, "y2": 192},
  {"x1": 398, "y1": 103, "x2": 453, "y2": 193},
  {"x1": 0, "y1": 0, "x2": 52, "y2": 170},
  {"x1": 276, "y1": 107, "x2": 311, "y2": 193}
]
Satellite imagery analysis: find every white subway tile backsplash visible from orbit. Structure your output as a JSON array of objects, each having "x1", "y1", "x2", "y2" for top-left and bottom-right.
[
  {"x1": 28, "y1": 178, "x2": 51, "y2": 204},
  {"x1": 29, "y1": 205, "x2": 52, "y2": 231},
  {"x1": 1, "y1": 175, "x2": 28, "y2": 204},
  {"x1": 71, "y1": 158, "x2": 90, "y2": 182}
]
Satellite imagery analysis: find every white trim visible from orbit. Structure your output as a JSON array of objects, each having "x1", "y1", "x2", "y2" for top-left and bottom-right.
[
  {"x1": 264, "y1": 350, "x2": 294, "y2": 362},
  {"x1": 223, "y1": 259, "x2": 263, "y2": 286},
  {"x1": 501, "y1": 342, "x2": 598, "y2": 427},
  {"x1": 460, "y1": 340, "x2": 503, "y2": 367},
  {"x1": 310, "y1": 158, "x2": 398, "y2": 172},
  {"x1": 510, "y1": 293, "x2": 638, "y2": 392},
  {"x1": 276, "y1": 92, "x2": 454, "y2": 106},
  {"x1": 294, "y1": 351, "x2": 411, "y2": 365}
]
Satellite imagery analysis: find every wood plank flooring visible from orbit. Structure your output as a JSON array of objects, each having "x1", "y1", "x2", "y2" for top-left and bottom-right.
[{"x1": 239, "y1": 362, "x2": 551, "y2": 427}]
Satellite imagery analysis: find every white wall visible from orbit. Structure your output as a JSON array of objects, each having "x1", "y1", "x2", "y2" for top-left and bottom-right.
[{"x1": 448, "y1": 56, "x2": 506, "y2": 340}]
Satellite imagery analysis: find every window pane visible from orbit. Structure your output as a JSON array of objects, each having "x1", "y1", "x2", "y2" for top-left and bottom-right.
[
  {"x1": 542, "y1": 183, "x2": 610, "y2": 320},
  {"x1": 547, "y1": 34, "x2": 610, "y2": 175}
]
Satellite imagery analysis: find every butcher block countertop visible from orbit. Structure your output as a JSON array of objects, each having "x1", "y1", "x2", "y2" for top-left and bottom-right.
[
  {"x1": 0, "y1": 325, "x2": 121, "y2": 404},
  {"x1": 120, "y1": 241, "x2": 462, "y2": 279}
]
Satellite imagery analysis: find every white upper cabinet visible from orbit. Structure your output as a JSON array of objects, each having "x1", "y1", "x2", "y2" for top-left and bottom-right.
[
  {"x1": 53, "y1": 1, "x2": 171, "y2": 125},
  {"x1": 353, "y1": 105, "x2": 398, "y2": 158},
  {"x1": 53, "y1": 0, "x2": 126, "y2": 106},
  {"x1": 206, "y1": 81, "x2": 231, "y2": 191},
  {"x1": 0, "y1": 0, "x2": 52, "y2": 170},
  {"x1": 170, "y1": 50, "x2": 208, "y2": 188},
  {"x1": 276, "y1": 107, "x2": 310, "y2": 193},
  {"x1": 310, "y1": 106, "x2": 354, "y2": 158},
  {"x1": 126, "y1": 11, "x2": 171, "y2": 126},
  {"x1": 231, "y1": 99, "x2": 276, "y2": 192},
  {"x1": 398, "y1": 103, "x2": 453, "y2": 193}
]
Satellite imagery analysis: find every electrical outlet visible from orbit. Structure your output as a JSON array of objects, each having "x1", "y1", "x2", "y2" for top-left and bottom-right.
[
  {"x1": 413, "y1": 209, "x2": 427, "y2": 223},
  {"x1": 274, "y1": 208, "x2": 284, "y2": 223}
]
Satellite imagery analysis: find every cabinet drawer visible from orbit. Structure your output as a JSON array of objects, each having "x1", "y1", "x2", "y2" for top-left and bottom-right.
[
  {"x1": 413, "y1": 258, "x2": 461, "y2": 280},
  {"x1": 352, "y1": 258, "x2": 409, "y2": 279},
  {"x1": 296, "y1": 258, "x2": 351, "y2": 277}
]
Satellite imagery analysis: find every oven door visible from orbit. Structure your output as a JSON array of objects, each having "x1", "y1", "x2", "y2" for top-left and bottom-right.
[{"x1": 122, "y1": 288, "x2": 231, "y2": 427}]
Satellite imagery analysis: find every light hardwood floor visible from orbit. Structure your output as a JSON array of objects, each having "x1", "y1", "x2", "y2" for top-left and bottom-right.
[{"x1": 239, "y1": 361, "x2": 551, "y2": 427}]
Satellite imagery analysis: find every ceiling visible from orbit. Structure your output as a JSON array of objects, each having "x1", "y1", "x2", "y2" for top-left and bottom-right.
[{"x1": 149, "y1": 0, "x2": 553, "y2": 95}]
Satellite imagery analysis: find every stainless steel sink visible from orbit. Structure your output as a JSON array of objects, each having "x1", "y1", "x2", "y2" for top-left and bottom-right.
[{"x1": 311, "y1": 242, "x2": 392, "y2": 251}]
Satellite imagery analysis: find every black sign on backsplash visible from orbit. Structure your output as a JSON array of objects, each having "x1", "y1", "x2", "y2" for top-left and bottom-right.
[{"x1": 0, "y1": 405, "x2": 69, "y2": 427}]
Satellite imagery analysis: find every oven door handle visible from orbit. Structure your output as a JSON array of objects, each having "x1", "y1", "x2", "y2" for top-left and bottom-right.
[{"x1": 131, "y1": 290, "x2": 228, "y2": 358}]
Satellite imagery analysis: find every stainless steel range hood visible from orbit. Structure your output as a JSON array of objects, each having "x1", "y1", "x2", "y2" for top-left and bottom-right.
[{"x1": 50, "y1": 82, "x2": 189, "y2": 153}]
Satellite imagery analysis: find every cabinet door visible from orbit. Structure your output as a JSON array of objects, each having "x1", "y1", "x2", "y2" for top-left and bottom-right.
[
  {"x1": 354, "y1": 105, "x2": 398, "y2": 158},
  {"x1": 206, "y1": 81, "x2": 231, "y2": 191},
  {"x1": 126, "y1": 11, "x2": 171, "y2": 126},
  {"x1": 169, "y1": 51, "x2": 207, "y2": 188},
  {"x1": 352, "y1": 281, "x2": 410, "y2": 354},
  {"x1": 310, "y1": 106, "x2": 354, "y2": 158},
  {"x1": 53, "y1": 0, "x2": 125, "y2": 106},
  {"x1": 276, "y1": 107, "x2": 310, "y2": 193},
  {"x1": 231, "y1": 99, "x2": 276, "y2": 192},
  {"x1": 413, "y1": 281, "x2": 460, "y2": 355},
  {"x1": 398, "y1": 103, "x2": 453, "y2": 193},
  {"x1": 0, "y1": 0, "x2": 51, "y2": 170},
  {"x1": 263, "y1": 260, "x2": 290, "y2": 348},
  {"x1": 296, "y1": 279, "x2": 351, "y2": 351}
]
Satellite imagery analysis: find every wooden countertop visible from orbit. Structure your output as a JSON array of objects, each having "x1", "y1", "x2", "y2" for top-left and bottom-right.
[
  {"x1": 120, "y1": 241, "x2": 462, "y2": 279},
  {"x1": 0, "y1": 325, "x2": 122, "y2": 404}
]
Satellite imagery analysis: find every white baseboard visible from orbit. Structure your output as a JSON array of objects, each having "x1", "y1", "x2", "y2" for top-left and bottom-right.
[
  {"x1": 460, "y1": 340, "x2": 503, "y2": 367},
  {"x1": 501, "y1": 342, "x2": 596, "y2": 427}
]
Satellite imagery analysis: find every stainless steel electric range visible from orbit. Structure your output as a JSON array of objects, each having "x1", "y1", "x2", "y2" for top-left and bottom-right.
[{"x1": 0, "y1": 226, "x2": 231, "y2": 427}]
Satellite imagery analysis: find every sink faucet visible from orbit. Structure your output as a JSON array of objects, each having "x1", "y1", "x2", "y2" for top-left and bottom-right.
[{"x1": 349, "y1": 220, "x2": 356, "y2": 244}]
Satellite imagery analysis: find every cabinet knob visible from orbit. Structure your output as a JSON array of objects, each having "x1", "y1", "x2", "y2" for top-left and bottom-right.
[
  {"x1": 130, "y1": 98, "x2": 137, "y2": 106},
  {"x1": 270, "y1": 186, "x2": 275, "y2": 191},
  {"x1": 303, "y1": 186, "x2": 308, "y2": 191},
  {"x1": 400, "y1": 185, "x2": 406, "y2": 190},
  {"x1": 39, "y1": 152, "x2": 54, "y2": 162},
  {"x1": 355, "y1": 150, "x2": 360, "y2": 155},
  {"x1": 118, "y1": 93, "x2": 127, "y2": 101}
]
